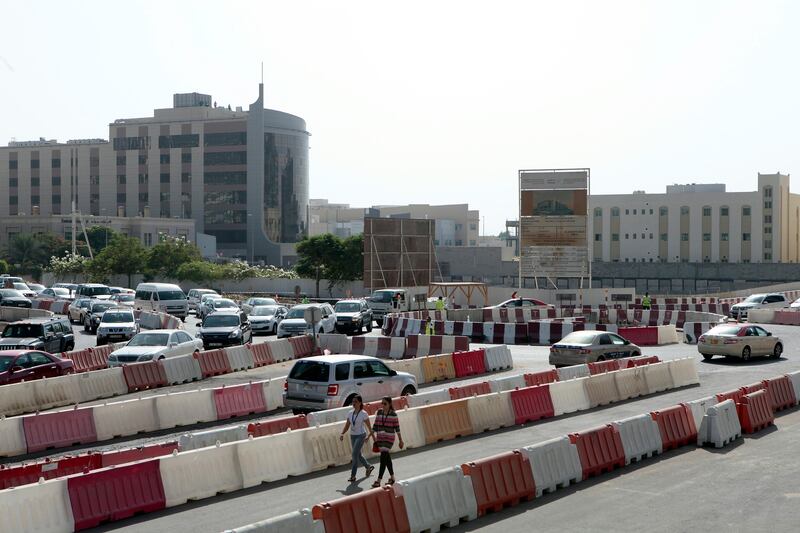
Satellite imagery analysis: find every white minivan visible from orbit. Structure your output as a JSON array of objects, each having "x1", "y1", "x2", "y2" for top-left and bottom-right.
[{"x1": 134, "y1": 283, "x2": 188, "y2": 320}]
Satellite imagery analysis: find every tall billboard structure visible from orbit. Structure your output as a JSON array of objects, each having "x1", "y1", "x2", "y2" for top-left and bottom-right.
[
  {"x1": 518, "y1": 168, "x2": 590, "y2": 288},
  {"x1": 363, "y1": 217, "x2": 437, "y2": 290}
]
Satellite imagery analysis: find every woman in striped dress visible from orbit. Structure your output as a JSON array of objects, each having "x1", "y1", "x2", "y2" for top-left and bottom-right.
[{"x1": 371, "y1": 396, "x2": 404, "y2": 487}]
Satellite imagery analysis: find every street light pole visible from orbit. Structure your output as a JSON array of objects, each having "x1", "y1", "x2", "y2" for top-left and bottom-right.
[{"x1": 247, "y1": 213, "x2": 254, "y2": 264}]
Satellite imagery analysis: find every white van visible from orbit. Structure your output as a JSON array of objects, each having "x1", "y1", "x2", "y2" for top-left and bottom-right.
[{"x1": 134, "y1": 283, "x2": 188, "y2": 320}]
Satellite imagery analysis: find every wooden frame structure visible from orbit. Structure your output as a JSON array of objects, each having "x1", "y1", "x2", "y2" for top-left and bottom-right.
[{"x1": 427, "y1": 282, "x2": 488, "y2": 308}]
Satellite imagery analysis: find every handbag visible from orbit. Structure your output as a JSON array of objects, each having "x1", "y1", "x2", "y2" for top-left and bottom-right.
[{"x1": 372, "y1": 441, "x2": 379, "y2": 453}]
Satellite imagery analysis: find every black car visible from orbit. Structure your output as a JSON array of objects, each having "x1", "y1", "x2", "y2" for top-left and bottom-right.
[
  {"x1": 197, "y1": 310, "x2": 252, "y2": 350},
  {"x1": 334, "y1": 299, "x2": 373, "y2": 334},
  {"x1": 0, "y1": 289, "x2": 32, "y2": 309},
  {"x1": 0, "y1": 317, "x2": 75, "y2": 353}
]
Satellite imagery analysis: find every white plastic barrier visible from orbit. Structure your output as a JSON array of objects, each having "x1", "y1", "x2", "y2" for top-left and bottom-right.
[
  {"x1": 306, "y1": 407, "x2": 351, "y2": 426},
  {"x1": 0, "y1": 306, "x2": 52, "y2": 321},
  {"x1": 549, "y1": 377, "x2": 591, "y2": 416},
  {"x1": 179, "y1": 425, "x2": 250, "y2": 451},
  {"x1": 643, "y1": 362, "x2": 674, "y2": 394},
  {"x1": 614, "y1": 366, "x2": 648, "y2": 400},
  {"x1": 657, "y1": 325, "x2": 680, "y2": 345},
  {"x1": 488, "y1": 374, "x2": 526, "y2": 393},
  {"x1": 406, "y1": 388, "x2": 450, "y2": 408},
  {"x1": 237, "y1": 431, "x2": 312, "y2": 487},
  {"x1": 318, "y1": 333, "x2": 351, "y2": 355},
  {"x1": 0, "y1": 380, "x2": 39, "y2": 417},
  {"x1": 305, "y1": 421, "x2": 353, "y2": 471},
  {"x1": 261, "y1": 378, "x2": 286, "y2": 411},
  {"x1": 521, "y1": 435, "x2": 583, "y2": 497},
  {"x1": 385, "y1": 359, "x2": 425, "y2": 385},
  {"x1": 0, "y1": 477, "x2": 75, "y2": 532},
  {"x1": 683, "y1": 395, "x2": 719, "y2": 430},
  {"x1": 467, "y1": 391, "x2": 515, "y2": 433},
  {"x1": 556, "y1": 364, "x2": 590, "y2": 381},
  {"x1": 160, "y1": 443, "x2": 244, "y2": 507},
  {"x1": 77, "y1": 367, "x2": 128, "y2": 401},
  {"x1": 668, "y1": 357, "x2": 700, "y2": 388},
  {"x1": 138, "y1": 310, "x2": 164, "y2": 330},
  {"x1": 93, "y1": 396, "x2": 160, "y2": 440},
  {"x1": 747, "y1": 309, "x2": 776, "y2": 323},
  {"x1": 155, "y1": 389, "x2": 217, "y2": 429},
  {"x1": 228, "y1": 509, "x2": 324, "y2": 533},
  {"x1": 612, "y1": 414, "x2": 663, "y2": 464},
  {"x1": 787, "y1": 371, "x2": 800, "y2": 405},
  {"x1": 270, "y1": 340, "x2": 295, "y2": 362},
  {"x1": 394, "y1": 408, "x2": 427, "y2": 450},
  {"x1": 698, "y1": 399, "x2": 742, "y2": 448},
  {"x1": 0, "y1": 416, "x2": 26, "y2": 457},
  {"x1": 31, "y1": 374, "x2": 82, "y2": 411},
  {"x1": 225, "y1": 345, "x2": 255, "y2": 371},
  {"x1": 483, "y1": 345, "x2": 513, "y2": 371},
  {"x1": 584, "y1": 372, "x2": 620, "y2": 408},
  {"x1": 162, "y1": 354, "x2": 203, "y2": 385},
  {"x1": 397, "y1": 466, "x2": 478, "y2": 533}
]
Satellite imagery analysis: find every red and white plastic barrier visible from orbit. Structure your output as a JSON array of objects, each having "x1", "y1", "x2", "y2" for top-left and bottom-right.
[
  {"x1": 350, "y1": 336, "x2": 406, "y2": 359},
  {"x1": 404, "y1": 335, "x2": 469, "y2": 358}
]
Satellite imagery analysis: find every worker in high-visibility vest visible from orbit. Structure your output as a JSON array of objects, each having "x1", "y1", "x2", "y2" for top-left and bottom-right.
[
  {"x1": 642, "y1": 292, "x2": 652, "y2": 310},
  {"x1": 424, "y1": 316, "x2": 435, "y2": 335},
  {"x1": 435, "y1": 296, "x2": 445, "y2": 312}
]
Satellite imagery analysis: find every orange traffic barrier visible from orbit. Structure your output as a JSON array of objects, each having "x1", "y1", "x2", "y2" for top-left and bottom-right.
[
  {"x1": 461, "y1": 450, "x2": 536, "y2": 516},
  {"x1": 122, "y1": 362, "x2": 168, "y2": 392},
  {"x1": 737, "y1": 390, "x2": 775, "y2": 433},
  {"x1": 421, "y1": 354, "x2": 456, "y2": 383},
  {"x1": 419, "y1": 399, "x2": 473, "y2": 444},
  {"x1": 194, "y1": 349, "x2": 233, "y2": 378},
  {"x1": 762, "y1": 376, "x2": 796, "y2": 412},
  {"x1": 449, "y1": 382, "x2": 491, "y2": 401},
  {"x1": 249, "y1": 342, "x2": 274, "y2": 366},
  {"x1": 312, "y1": 486, "x2": 410, "y2": 533}
]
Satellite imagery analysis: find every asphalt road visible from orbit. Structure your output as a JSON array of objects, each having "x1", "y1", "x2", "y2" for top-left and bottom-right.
[{"x1": 60, "y1": 323, "x2": 800, "y2": 533}]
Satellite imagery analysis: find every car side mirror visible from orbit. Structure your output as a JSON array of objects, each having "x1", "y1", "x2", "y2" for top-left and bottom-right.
[
  {"x1": 767, "y1": 332, "x2": 773, "y2": 336},
  {"x1": 169, "y1": 342, "x2": 178, "y2": 348},
  {"x1": 623, "y1": 340, "x2": 630, "y2": 345},
  {"x1": 389, "y1": 369, "x2": 397, "y2": 376}
]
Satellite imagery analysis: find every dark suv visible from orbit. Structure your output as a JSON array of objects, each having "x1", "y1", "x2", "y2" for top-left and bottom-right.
[
  {"x1": 197, "y1": 310, "x2": 252, "y2": 350},
  {"x1": 334, "y1": 299, "x2": 373, "y2": 334},
  {"x1": 0, "y1": 317, "x2": 75, "y2": 353}
]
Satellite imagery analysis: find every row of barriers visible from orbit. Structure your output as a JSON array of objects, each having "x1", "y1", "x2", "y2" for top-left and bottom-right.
[
  {"x1": 0, "y1": 358, "x2": 701, "y2": 531},
  {"x1": 230, "y1": 369, "x2": 800, "y2": 532},
  {"x1": 348, "y1": 335, "x2": 470, "y2": 359}
]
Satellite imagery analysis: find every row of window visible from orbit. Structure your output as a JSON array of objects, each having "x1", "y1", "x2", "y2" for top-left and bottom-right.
[
  {"x1": 115, "y1": 132, "x2": 247, "y2": 151},
  {"x1": 598, "y1": 206, "x2": 745, "y2": 217},
  {"x1": 116, "y1": 153, "x2": 193, "y2": 166},
  {"x1": 8, "y1": 176, "x2": 68, "y2": 187},
  {"x1": 602, "y1": 232, "x2": 752, "y2": 242}
]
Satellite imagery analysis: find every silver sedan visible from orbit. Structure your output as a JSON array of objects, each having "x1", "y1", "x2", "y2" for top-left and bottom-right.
[{"x1": 549, "y1": 330, "x2": 641, "y2": 367}]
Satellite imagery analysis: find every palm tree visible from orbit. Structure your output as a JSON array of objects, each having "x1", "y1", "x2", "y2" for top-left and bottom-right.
[{"x1": 6, "y1": 234, "x2": 46, "y2": 272}]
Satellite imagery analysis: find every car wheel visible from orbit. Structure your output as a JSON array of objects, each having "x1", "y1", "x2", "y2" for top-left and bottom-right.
[
  {"x1": 702, "y1": 353, "x2": 714, "y2": 361},
  {"x1": 367, "y1": 320, "x2": 373, "y2": 333},
  {"x1": 158, "y1": 356, "x2": 165, "y2": 360},
  {"x1": 741, "y1": 346, "x2": 752, "y2": 361},
  {"x1": 272, "y1": 324, "x2": 277, "y2": 335},
  {"x1": 771, "y1": 343, "x2": 783, "y2": 359},
  {"x1": 376, "y1": 319, "x2": 383, "y2": 328},
  {"x1": 596, "y1": 355, "x2": 606, "y2": 362},
  {"x1": 83, "y1": 320, "x2": 89, "y2": 332},
  {"x1": 319, "y1": 328, "x2": 324, "y2": 335},
  {"x1": 401, "y1": 386, "x2": 416, "y2": 396}
]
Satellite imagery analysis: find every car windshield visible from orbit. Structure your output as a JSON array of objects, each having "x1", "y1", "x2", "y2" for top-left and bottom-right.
[
  {"x1": 249, "y1": 298, "x2": 276, "y2": 306},
  {"x1": 557, "y1": 331, "x2": 598, "y2": 345},
  {"x1": 286, "y1": 307, "x2": 310, "y2": 319},
  {"x1": 743, "y1": 294, "x2": 764, "y2": 303},
  {"x1": 2, "y1": 324, "x2": 45, "y2": 338},
  {"x1": 289, "y1": 361, "x2": 330, "y2": 382},
  {"x1": 91, "y1": 303, "x2": 115, "y2": 313},
  {"x1": 204, "y1": 315, "x2": 240, "y2": 327},
  {"x1": 102, "y1": 312, "x2": 133, "y2": 323},
  {"x1": 128, "y1": 333, "x2": 169, "y2": 347},
  {"x1": 52, "y1": 288, "x2": 70, "y2": 296},
  {"x1": 13, "y1": 283, "x2": 30, "y2": 291},
  {"x1": 197, "y1": 290, "x2": 217, "y2": 297},
  {"x1": 84, "y1": 286, "x2": 111, "y2": 296},
  {"x1": 0, "y1": 289, "x2": 24, "y2": 298},
  {"x1": 370, "y1": 291, "x2": 395, "y2": 303},
  {"x1": 335, "y1": 302, "x2": 361, "y2": 313},
  {"x1": 213, "y1": 300, "x2": 237, "y2": 308},
  {"x1": 707, "y1": 325, "x2": 742, "y2": 336},
  {"x1": 115, "y1": 294, "x2": 134, "y2": 302},
  {"x1": 201, "y1": 295, "x2": 220, "y2": 303},
  {"x1": 0, "y1": 356, "x2": 14, "y2": 372},
  {"x1": 158, "y1": 290, "x2": 186, "y2": 300},
  {"x1": 251, "y1": 306, "x2": 278, "y2": 316}
]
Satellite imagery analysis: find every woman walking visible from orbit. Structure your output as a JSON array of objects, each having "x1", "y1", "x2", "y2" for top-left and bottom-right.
[
  {"x1": 339, "y1": 394, "x2": 375, "y2": 483},
  {"x1": 372, "y1": 396, "x2": 404, "y2": 487}
]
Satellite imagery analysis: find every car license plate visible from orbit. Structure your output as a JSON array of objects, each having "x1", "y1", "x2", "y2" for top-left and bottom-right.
[
  {"x1": 109, "y1": 335, "x2": 123, "y2": 340},
  {"x1": 208, "y1": 342, "x2": 222, "y2": 347},
  {"x1": 303, "y1": 384, "x2": 312, "y2": 391},
  {"x1": 710, "y1": 339, "x2": 718, "y2": 344}
]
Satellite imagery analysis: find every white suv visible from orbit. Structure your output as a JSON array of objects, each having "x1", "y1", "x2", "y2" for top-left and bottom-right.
[
  {"x1": 730, "y1": 293, "x2": 788, "y2": 320},
  {"x1": 96, "y1": 307, "x2": 139, "y2": 346},
  {"x1": 277, "y1": 303, "x2": 336, "y2": 338}
]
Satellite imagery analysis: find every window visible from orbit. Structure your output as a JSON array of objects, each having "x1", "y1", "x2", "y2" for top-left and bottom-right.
[
  {"x1": 469, "y1": 223, "x2": 477, "y2": 230},
  {"x1": 625, "y1": 233, "x2": 629, "y2": 240},
  {"x1": 743, "y1": 233, "x2": 751, "y2": 241},
  {"x1": 117, "y1": 193, "x2": 126, "y2": 204},
  {"x1": 51, "y1": 158, "x2": 60, "y2": 168},
  {"x1": 455, "y1": 224, "x2": 463, "y2": 231},
  {"x1": 680, "y1": 206, "x2": 689, "y2": 215},
  {"x1": 764, "y1": 215, "x2": 772, "y2": 224},
  {"x1": 703, "y1": 233, "x2": 711, "y2": 241},
  {"x1": 144, "y1": 233, "x2": 152, "y2": 246},
  {"x1": 765, "y1": 240, "x2": 772, "y2": 249},
  {"x1": 595, "y1": 234, "x2": 602, "y2": 241},
  {"x1": 721, "y1": 233, "x2": 729, "y2": 241},
  {"x1": 367, "y1": 360, "x2": 391, "y2": 377},
  {"x1": 743, "y1": 206, "x2": 751, "y2": 216},
  {"x1": 31, "y1": 195, "x2": 40, "y2": 205},
  {"x1": 138, "y1": 155, "x2": 147, "y2": 165},
  {"x1": 764, "y1": 252, "x2": 772, "y2": 261},
  {"x1": 611, "y1": 207, "x2": 620, "y2": 216},
  {"x1": 633, "y1": 233, "x2": 637, "y2": 239},
  {"x1": 204, "y1": 171, "x2": 246, "y2": 185},
  {"x1": 160, "y1": 173, "x2": 170, "y2": 183},
  {"x1": 633, "y1": 209, "x2": 637, "y2": 215},
  {"x1": 116, "y1": 155, "x2": 126, "y2": 166},
  {"x1": 9, "y1": 196, "x2": 17, "y2": 205},
  {"x1": 113, "y1": 136, "x2": 148, "y2": 151},
  {"x1": 764, "y1": 187, "x2": 773, "y2": 198},
  {"x1": 764, "y1": 201, "x2": 772, "y2": 209},
  {"x1": 8, "y1": 160, "x2": 17, "y2": 170},
  {"x1": 138, "y1": 173, "x2": 148, "y2": 184},
  {"x1": 52, "y1": 176, "x2": 60, "y2": 186},
  {"x1": 117, "y1": 174, "x2": 126, "y2": 184},
  {"x1": 181, "y1": 172, "x2": 191, "y2": 183},
  {"x1": 31, "y1": 159, "x2": 40, "y2": 169},
  {"x1": 31, "y1": 177, "x2": 39, "y2": 187},
  {"x1": 649, "y1": 233, "x2": 653, "y2": 239},
  {"x1": 659, "y1": 207, "x2": 668, "y2": 216},
  {"x1": 649, "y1": 209, "x2": 653, "y2": 215},
  {"x1": 9, "y1": 177, "x2": 17, "y2": 187},
  {"x1": 181, "y1": 153, "x2": 191, "y2": 163},
  {"x1": 594, "y1": 207, "x2": 602, "y2": 216},
  {"x1": 641, "y1": 233, "x2": 645, "y2": 239},
  {"x1": 612, "y1": 233, "x2": 619, "y2": 241},
  {"x1": 335, "y1": 363, "x2": 350, "y2": 381},
  {"x1": 204, "y1": 151, "x2": 247, "y2": 165},
  {"x1": 660, "y1": 233, "x2": 668, "y2": 241},
  {"x1": 52, "y1": 194, "x2": 60, "y2": 205},
  {"x1": 455, "y1": 239, "x2": 463, "y2": 246},
  {"x1": 720, "y1": 207, "x2": 729, "y2": 216},
  {"x1": 158, "y1": 134, "x2": 199, "y2": 149},
  {"x1": 469, "y1": 240, "x2": 476, "y2": 246},
  {"x1": 625, "y1": 209, "x2": 629, "y2": 215},
  {"x1": 138, "y1": 192, "x2": 148, "y2": 202},
  {"x1": 159, "y1": 154, "x2": 170, "y2": 164},
  {"x1": 765, "y1": 226, "x2": 772, "y2": 234},
  {"x1": 681, "y1": 233, "x2": 689, "y2": 241},
  {"x1": 702, "y1": 207, "x2": 711, "y2": 216}
]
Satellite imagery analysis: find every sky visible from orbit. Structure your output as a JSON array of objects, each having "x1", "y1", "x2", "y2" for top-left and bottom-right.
[{"x1": 1, "y1": 1, "x2": 798, "y2": 235}]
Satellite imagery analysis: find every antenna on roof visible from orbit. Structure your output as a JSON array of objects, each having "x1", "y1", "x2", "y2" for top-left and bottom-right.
[{"x1": 261, "y1": 61, "x2": 263, "y2": 84}]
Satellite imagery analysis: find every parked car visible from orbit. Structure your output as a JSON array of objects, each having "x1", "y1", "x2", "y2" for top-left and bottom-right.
[
  {"x1": 334, "y1": 299, "x2": 373, "y2": 334},
  {"x1": 0, "y1": 289, "x2": 32, "y2": 308},
  {"x1": 0, "y1": 350, "x2": 74, "y2": 385},
  {"x1": 0, "y1": 317, "x2": 75, "y2": 353},
  {"x1": 52, "y1": 283, "x2": 78, "y2": 297},
  {"x1": 240, "y1": 296, "x2": 278, "y2": 315},
  {"x1": 134, "y1": 282, "x2": 188, "y2": 320},
  {"x1": 11, "y1": 283, "x2": 36, "y2": 298},
  {"x1": 283, "y1": 355, "x2": 417, "y2": 413},
  {"x1": 39, "y1": 287, "x2": 72, "y2": 300},
  {"x1": 27, "y1": 283, "x2": 46, "y2": 293},
  {"x1": 729, "y1": 293, "x2": 788, "y2": 320},
  {"x1": 698, "y1": 324, "x2": 782, "y2": 361},
  {"x1": 108, "y1": 329, "x2": 202, "y2": 367},
  {"x1": 491, "y1": 297, "x2": 552, "y2": 309},
  {"x1": 197, "y1": 310, "x2": 252, "y2": 349},
  {"x1": 83, "y1": 301, "x2": 117, "y2": 334},
  {"x1": 110, "y1": 293, "x2": 135, "y2": 307},
  {"x1": 368, "y1": 288, "x2": 410, "y2": 327},
  {"x1": 109, "y1": 286, "x2": 134, "y2": 295},
  {"x1": 96, "y1": 307, "x2": 139, "y2": 346},
  {"x1": 277, "y1": 303, "x2": 336, "y2": 338},
  {"x1": 75, "y1": 283, "x2": 112, "y2": 300},
  {"x1": 197, "y1": 293, "x2": 223, "y2": 320},
  {"x1": 0, "y1": 276, "x2": 24, "y2": 289},
  {"x1": 188, "y1": 288, "x2": 218, "y2": 312},
  {"x1": 549, "y1": 330, "x2": 641, "y2": 367},
  {"x1": 68, "y1": 297, "x2": 93, "y2": 324},
  {"x1": 248, "y1": 305, "x2": 287, "y2": 335},
  {"x1": 199, "y1": 298, "x2": 239, "y2": 320}
]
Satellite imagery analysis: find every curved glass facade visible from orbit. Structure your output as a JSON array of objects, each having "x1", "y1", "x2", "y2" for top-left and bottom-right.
[{"x1": 263, "y1": 129, "x2": 308, "y2": 243}]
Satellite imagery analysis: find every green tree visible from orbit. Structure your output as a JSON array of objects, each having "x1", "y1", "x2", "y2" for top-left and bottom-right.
[
  {"x1": 91, "y1": 235, "x2": 147, "y2": 287},
  {"x1": 0, "y1": 259, "x2": 8, "y2": 274},
  {"x1": 326, "y1": 234, "x2": 363, "y2": 291},
  {"x1": 295, "y1": 234, "x2": 343, "y2": 297},
  {"x1": 79, "y1": 226, "x2": 118, "y2": 255},
  {"x1": 6, "y1": 234, "x2": 46, "y2": 273},
  {"x1": 146, "y1": 236, "x2": 202, "y2": 279},
  {"x1": 48, "y1": 253, "x2": 91, "y2": 281},
  {"x1": 175, "y1": 260, "x2": 219, "y2": 283}
]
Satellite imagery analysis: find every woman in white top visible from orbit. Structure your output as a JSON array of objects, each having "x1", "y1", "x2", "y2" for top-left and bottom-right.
[{"x1": 339, "y1": 394, "x2": 375, "y2": 483}]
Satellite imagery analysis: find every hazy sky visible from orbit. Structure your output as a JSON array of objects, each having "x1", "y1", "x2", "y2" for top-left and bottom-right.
[{"x1": 2, "y1": 1, "x2": 798, "y2": 234}]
